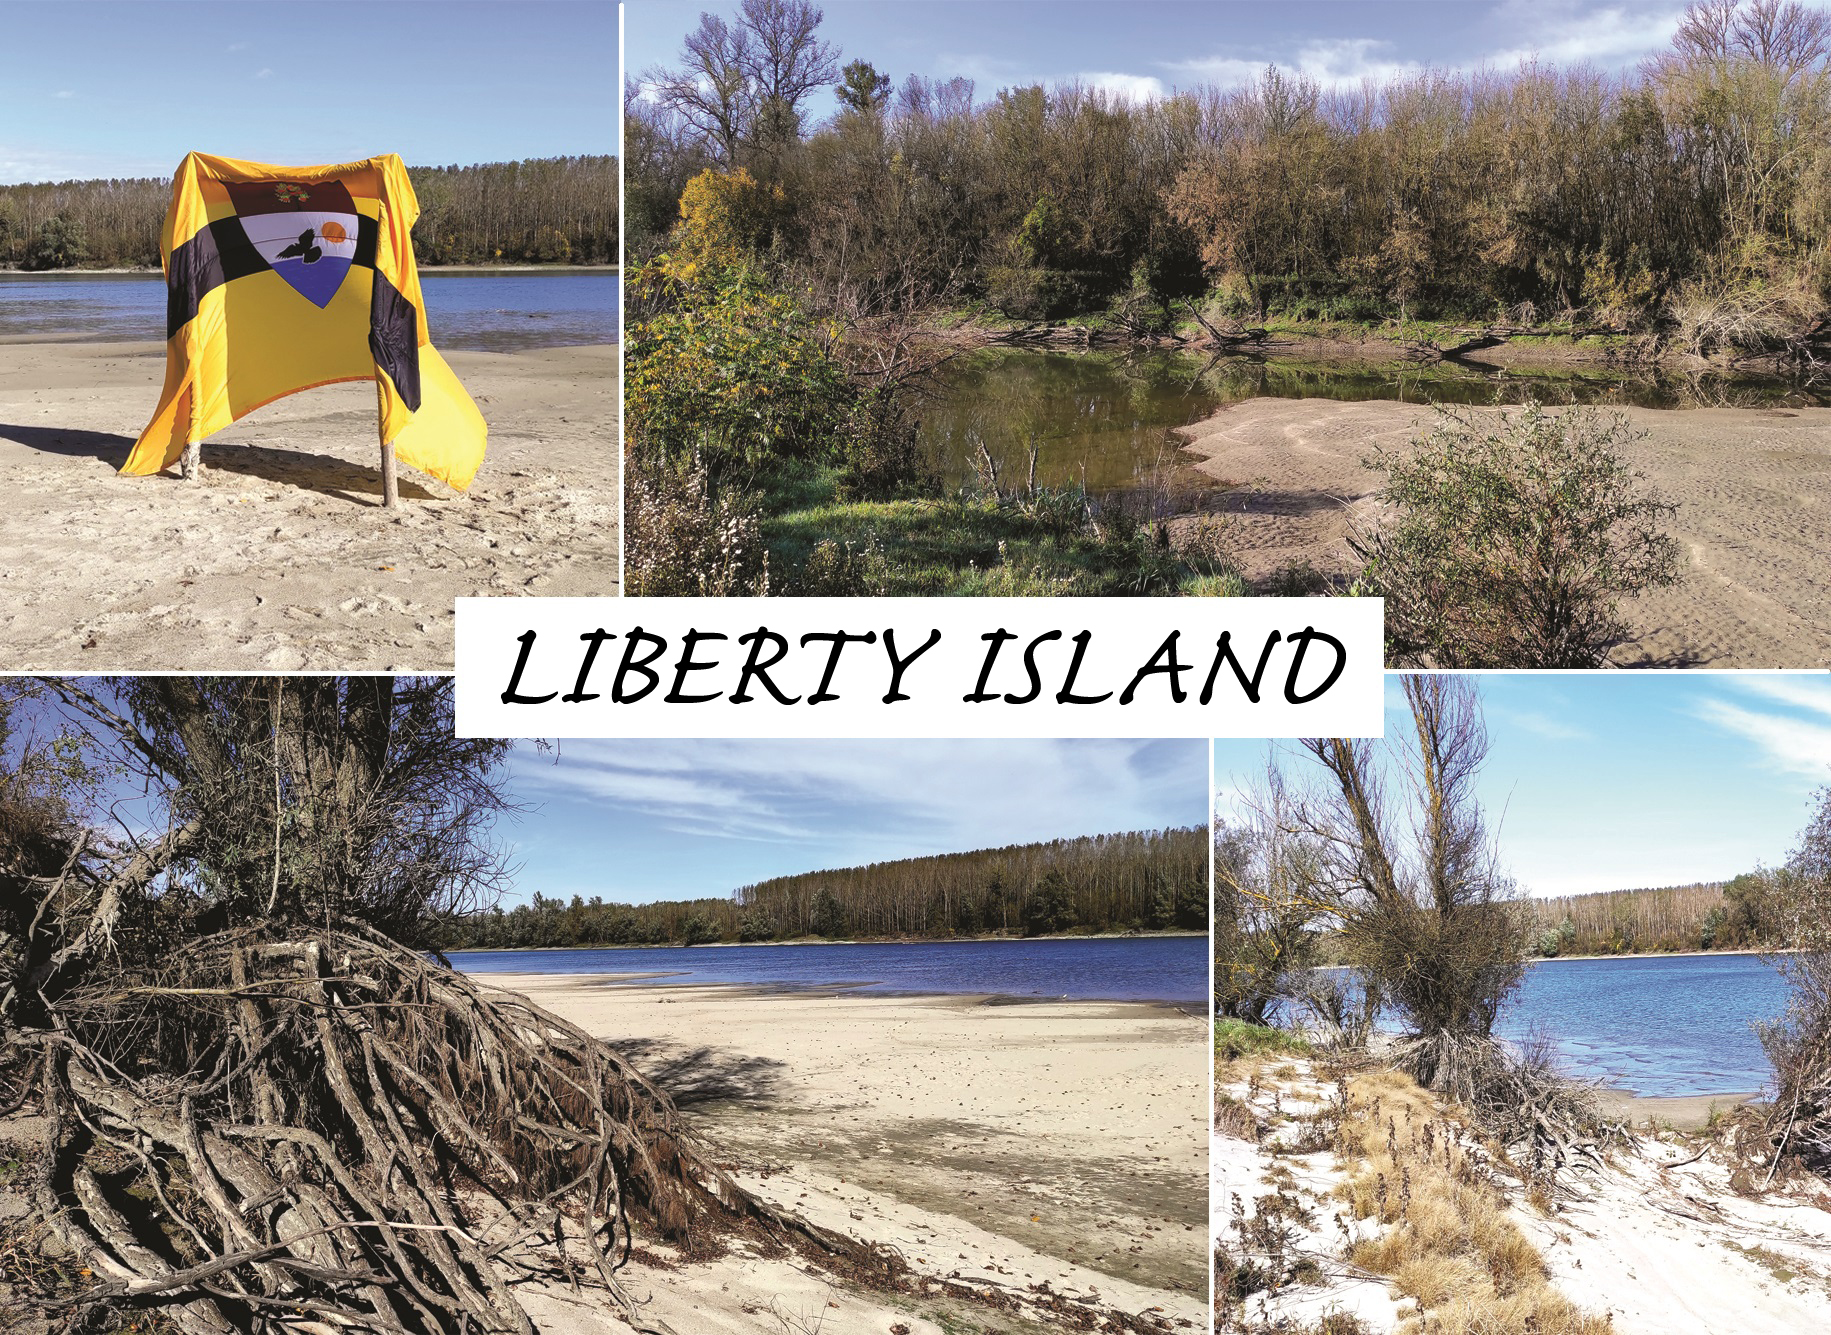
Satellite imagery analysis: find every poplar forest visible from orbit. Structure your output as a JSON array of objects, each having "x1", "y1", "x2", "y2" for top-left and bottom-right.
[
  {"x1": 0, "y1": 156, "x2": 619, "y2": 269},
  {"x1": 435, "y1": 826, "x2": 1208, "y2": 950}
]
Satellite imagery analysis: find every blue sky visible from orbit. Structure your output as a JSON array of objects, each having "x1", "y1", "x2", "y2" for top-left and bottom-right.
[
  {"x1": 498, "y1": 738, "x2": 1208, "y2": 905},
  {"x1": 1214, "y1": 674, "x2": 1831, "y2": 900},
  {"x1": 628, "y1": 0, "x2": 1694, "y2": 121},
  {"x1": 0, "y1": 0, "x2": 618, "y2": 185}
]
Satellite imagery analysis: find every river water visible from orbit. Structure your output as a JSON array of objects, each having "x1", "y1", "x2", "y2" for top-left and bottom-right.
[
  {"x1": 919, "y1": 346, "x2": 1829, "y2": 491},
  {"x1": 0, "y1": 269, "x2": 619, "y2": 351},
  {"x1": 450, "y1": 935, "x2": 1206, "y2": 1006},
  {"x1": 1498, "y1": 953, "x2": 1789, "y2": 1098}
]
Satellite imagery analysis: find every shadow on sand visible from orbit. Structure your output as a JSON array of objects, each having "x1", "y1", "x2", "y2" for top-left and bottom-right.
[
  {"x1": 606, "y1": 1038, "x2": 788, "y2": 1109},
  {"x1": 0, "y1": 422, "x2": 439, "y2": 506}
]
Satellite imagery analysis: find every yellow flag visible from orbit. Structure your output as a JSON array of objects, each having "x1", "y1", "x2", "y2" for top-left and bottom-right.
[{"x1": 123, "y1": 152, "x2": 487, "y2": 492}]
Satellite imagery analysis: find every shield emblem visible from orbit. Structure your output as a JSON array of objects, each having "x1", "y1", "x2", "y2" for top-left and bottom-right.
[{"x1": 225, "y1": 179, "x2": 359, "y2": 308}]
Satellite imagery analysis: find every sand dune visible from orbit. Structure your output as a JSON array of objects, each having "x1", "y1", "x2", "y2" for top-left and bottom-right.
[
  {"x1": 0, "y1": 340, "x2": 618, "y2": 671},
  {"x1": 1177, "y1": 397, "x2": 1831, "y2": 668},
  {"x1": 481, "y1": 974, "x2": 1208, "y2": 1335}
]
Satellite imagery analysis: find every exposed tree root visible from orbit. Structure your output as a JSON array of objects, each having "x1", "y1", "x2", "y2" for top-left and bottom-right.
[
  {"x1": 7, "y1": 922, "x2": 898, "y2": 1334},
  {"x1": 1390, "y1": 1031, "x2": 1620, "y2": 1190}
]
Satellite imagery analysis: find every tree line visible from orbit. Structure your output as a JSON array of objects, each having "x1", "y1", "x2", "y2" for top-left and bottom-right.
[
  {"x1": 435, "y1": 825, "x2": 1208, "y2": 950},
  {"x1": 0, "y1": 155, "x2": 618, "y2": 270},
  {"x1": 630, "y1": 0, "x2": 1830, "y2": 350},
  {"x1": 1527, "y1": 874, "x2": 1780, "y2": 956}
]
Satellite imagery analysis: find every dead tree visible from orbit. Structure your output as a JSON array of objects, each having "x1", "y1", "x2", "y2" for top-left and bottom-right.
[{"x1": 0, "y1": 678, "x2": 892, "y2": 1335}]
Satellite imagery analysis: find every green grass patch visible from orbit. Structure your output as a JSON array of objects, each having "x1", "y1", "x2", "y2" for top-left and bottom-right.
[
  {"x1": 756, "y1": 461, "x2": 1225, "y2": 596},
  {"x1": 1215, "y1": 1018, "x2": 1311, "y2": 1060}
]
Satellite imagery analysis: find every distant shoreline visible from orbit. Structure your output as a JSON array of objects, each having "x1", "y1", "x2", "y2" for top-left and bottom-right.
[
  {"x1": 1530, "y1": 947, "x2": 1783, "y2": 964},
  {"x1": 442, "y1": 929, "x2": 1207, "y2": 953},
  {"x1": 0, "y1": 263, "x2": 620, "y2": 276}
]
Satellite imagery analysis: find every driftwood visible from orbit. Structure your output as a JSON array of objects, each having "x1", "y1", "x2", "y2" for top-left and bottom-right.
[{"x1": 7, "y1": 922, "x2": 895, "y2": 1334}]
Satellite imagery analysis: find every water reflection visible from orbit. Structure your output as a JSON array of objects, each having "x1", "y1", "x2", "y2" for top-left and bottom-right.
[{"x1": 917, "y1": 346, "x2": 1830, "y2": 492}]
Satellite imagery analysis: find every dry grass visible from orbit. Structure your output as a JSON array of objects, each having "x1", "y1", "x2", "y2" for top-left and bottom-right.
[{"x1": 1333, "y1": 1069, "x2": 1611, "y2": 1335}]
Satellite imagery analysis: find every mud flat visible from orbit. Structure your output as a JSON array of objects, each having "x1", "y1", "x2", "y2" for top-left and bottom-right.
[
  {"x1": 0, "y1": 340, "x2": 617, "y2": 671},
  {"x1": 1177, "y1": 397, "x2": 1831, "y2": 667},
  {"x1": 484, "y1": 973, "x2": 1207, "y2": 1335}
]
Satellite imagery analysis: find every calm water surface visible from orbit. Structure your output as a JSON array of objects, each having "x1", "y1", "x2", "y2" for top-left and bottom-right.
[
  {"x1": 1500, "y1": 954, "x2": 1787, "y2": 1097},
  {"x1": 451, "y1": 936, "x2": 1205, "y2": 1005},
  {"x1": 921, "y1": 346, "x2": 1830, "y2": 491},
  {"x1": 0, "y1": 270, "x2": 618, "y2": 351}
]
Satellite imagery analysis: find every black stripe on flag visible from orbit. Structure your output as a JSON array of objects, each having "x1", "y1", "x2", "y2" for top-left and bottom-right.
[
  {"x1": 369, "y1": 270, "x2": 422, "y2": 412},
  {"x1": 165, "y1": 214, "x2": 384, "y2": 340}
]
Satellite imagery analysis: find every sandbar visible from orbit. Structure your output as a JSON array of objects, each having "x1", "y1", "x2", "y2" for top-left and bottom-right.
[{"x1": 1177, "y1": 397, "x2": 1831, "y2": 667}]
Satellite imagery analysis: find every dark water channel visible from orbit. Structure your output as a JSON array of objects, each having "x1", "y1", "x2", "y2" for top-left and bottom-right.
[{"x1": 917, "y1": 346, "x2": 1829, "y2": 492}]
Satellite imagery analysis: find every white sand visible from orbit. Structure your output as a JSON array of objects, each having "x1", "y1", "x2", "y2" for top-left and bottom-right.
[
  {"x1": 1216, "y1": 1057, "x2": 1831, "y2": 1335},
  {"x1": 1177, "y1": 397, "x2": 1831, "y2": 667},
  {"x1": 0, "y1": 340, "x2": 618, "y2": 671},
  {"x1": 480, "y1": 974, "x2": 1208, "y2": 1334}
]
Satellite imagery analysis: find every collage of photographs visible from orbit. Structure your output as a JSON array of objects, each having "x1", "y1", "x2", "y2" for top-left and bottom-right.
[{"x1": 1, "y1": 1, "x2": 1830, "y2": 1334}]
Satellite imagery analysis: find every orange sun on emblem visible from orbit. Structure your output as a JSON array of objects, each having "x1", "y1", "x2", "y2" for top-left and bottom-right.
[{"x1": 318, "y1": 220, "x2": 348, "y2": 245}]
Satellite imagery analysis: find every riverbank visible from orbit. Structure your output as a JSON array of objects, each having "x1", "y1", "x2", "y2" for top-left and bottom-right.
[
  {"x1": 1176, "y1": 396, "x2": 1831, "y2": 667},
  {"x1": 919, "y1": 309, "x2": 1825, "y2": 376},
  {"x1": 0, "y1": 340, "x2": 617, "y2": 671},
  {"x1": 486, "y1": 973, "x2": 1207, "y2": 1334},
  {"x1": 0, "y1": 263, "x2": 621, "y2": 275},
  {"x1": 1216, "y1": 1055, "x2": 1831, "y2": 1335},
  {"x1": 444, "y1": 929, "x2": 1208, "y2": 952}
]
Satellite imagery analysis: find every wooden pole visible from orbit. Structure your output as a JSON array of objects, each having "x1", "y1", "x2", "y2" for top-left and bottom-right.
[
  {"x1": 380, "y1": 441, "x2": 398, "y2": 509},
  {"x1": 181, "y1": 440, "x2": 201, "y2": 482}
]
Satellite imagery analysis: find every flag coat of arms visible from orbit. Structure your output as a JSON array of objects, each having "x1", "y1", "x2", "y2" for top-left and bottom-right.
[{"x1": 123, "y1": 152, "x2": 487, "y2": 492}]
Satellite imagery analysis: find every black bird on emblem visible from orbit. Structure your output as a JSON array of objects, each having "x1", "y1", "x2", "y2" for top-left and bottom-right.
[{"x1": 277, "y1": 228, "x2": 323, "y2": 265}]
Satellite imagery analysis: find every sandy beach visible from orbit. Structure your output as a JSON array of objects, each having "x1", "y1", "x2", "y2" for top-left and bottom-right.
[
  {"x1": 1217, "y1": 1056, "x2": 1831, "y2": 1335},
  {"x1": 481, "y1": 973, "x2": 1207, "y2": 1335},
  {"x1": 0, "y1": 339, "x2": 617, "y2": 671},
  {"x1": 1177, "y1": 397, "x2": 1831, "y2": 667}
]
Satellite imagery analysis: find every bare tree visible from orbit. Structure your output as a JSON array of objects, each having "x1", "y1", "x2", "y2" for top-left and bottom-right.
[
  {"x1": 740, "y1": 0, "x2": 840, "y2": 149},
  {"x1": 645, "y1": 11, "x2": 757, "y2": 166},
  {"x1": 1213, "y1": 764, "x2": 1327, "y2": 1025},
  {"x1": 1290, "y1": 676, "x2": 1529, "y2": 1090}
]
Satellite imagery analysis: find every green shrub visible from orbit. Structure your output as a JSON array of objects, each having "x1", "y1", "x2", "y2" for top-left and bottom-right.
[
  {"x1": 625, "y1": 253, "x2": 851, "y2": 469},
  {"x1": 1353, "y1": 402, "x2": 1681, "y2": 667},
  {"x1": 1215, "y1": 1018, "x2": 1310, "y2": 1060}
]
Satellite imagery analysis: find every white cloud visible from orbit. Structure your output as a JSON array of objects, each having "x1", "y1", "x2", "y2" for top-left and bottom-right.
[
  {"x1": 1724, "y1": 674, "x2": 1831, "y2": 723},
  {"x1": 254, "y1": 67, "x2": 273, "y2": 80},
  {"x1": 1163, "y1": 4, "x2": 1686, "y2": 93},
  {"x1": 1080, "y1": 71, "x2": 1167, "y2": 102},
  {"x1": 1487, "y1": 1, "x2": 1687, "y2": 68},
  {"x1": 1167, "y1": 38, "x2": 1425, "y2": 90},
  {"x1": 1695, "y1": 697, "x2": 1831, "y2": 780},
  {"x1": 53, "y1": 90, "x2": 74, "y2": 100},
  {"x1": 518, "y1": 738, "x2": 1205, "y2": 860}
]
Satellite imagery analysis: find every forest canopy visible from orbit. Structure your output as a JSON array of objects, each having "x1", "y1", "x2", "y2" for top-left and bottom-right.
[
  {"x1": 436, "y1": 825, "x2": 1209, "y2": 950},
  {"x1": 629, "y1": 0, "x2": 1831, "y2": 347},
  {"x1": 0, "y1": 155, "x2": 619, "y2": 270}
]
